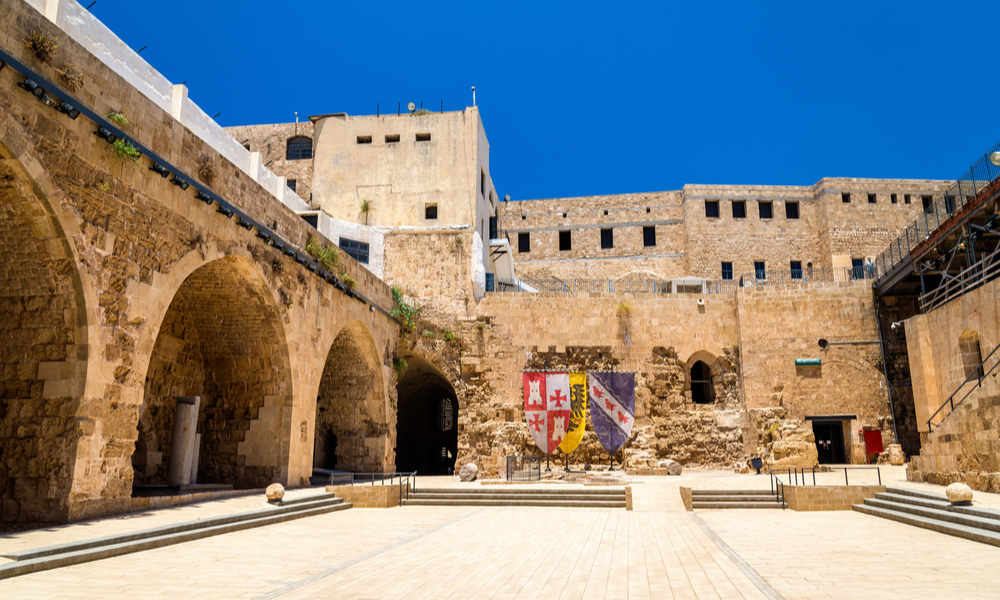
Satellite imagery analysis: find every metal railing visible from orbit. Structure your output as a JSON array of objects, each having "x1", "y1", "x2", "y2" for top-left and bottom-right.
[
  {"x1": 874, "y1": 140, "x2": 1000, "y2": 281},
  {"x1": 506, "y1": 455, "x2": 541, "y2": 481},
  {"x1": 494, "y1": 277, "x2": 739, "y2": 295},
  {"x1": 919, "y1": 244, "x2": 1000, "y2": 313},
  {"x1": 927, "y1": 343, "x2": 1000, "y2": 432},
  {"x1": 769, "y1": 465, "x2": 882, "y2": 491},
  {"x1": 323, "y1": 471, "x2": 418, "y2": 504},
  {"x1": 737, "y1": 266, "x2": 874, "y2": 287}
]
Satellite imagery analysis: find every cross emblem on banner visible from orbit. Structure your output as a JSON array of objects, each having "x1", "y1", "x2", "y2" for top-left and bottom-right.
[
  {"x1": 529, "y1": 413, "x2": 544, "y2": 432},
  {"x1": 550, "y1": 389, "x2": 567, "y2": 407}
]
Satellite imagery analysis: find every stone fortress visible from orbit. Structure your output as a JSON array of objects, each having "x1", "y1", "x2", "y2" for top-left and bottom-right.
[{"x1": 1, "y1": 0, "x2": 998, "y2": 531}]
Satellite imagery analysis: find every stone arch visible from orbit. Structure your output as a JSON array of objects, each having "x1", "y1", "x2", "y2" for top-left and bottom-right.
[
  {"x1": 682, "y1": 351, "x2": 730, "y2": 405},
  {"x1": 395, "y1": 351, "x2": 459, "y2": 475},
  {"x1": 312, "y1": 320, "x2": 392, "y2": 473},
  {"x1": 958, "y1": 329, "x2": 984, "y2": 381},
  {"x1": 134, "y1": 255, "x2": 293, "y2": 490},
  {"x1": 0, "y1": 129, "x2": 95, "y2": 527}
]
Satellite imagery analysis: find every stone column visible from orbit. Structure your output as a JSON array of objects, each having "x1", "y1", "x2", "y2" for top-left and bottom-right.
[
  {"x1": 189, "y1": 433, "x2": 201, "y2": 485},
  {"x1": 168, "y1": 396, "x2": 200, "y2": 486}
]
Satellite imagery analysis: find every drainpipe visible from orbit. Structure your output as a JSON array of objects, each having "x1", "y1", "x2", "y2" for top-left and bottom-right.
[{"x1": 873, "y1": 296, "x2": 900, "y2": 445}]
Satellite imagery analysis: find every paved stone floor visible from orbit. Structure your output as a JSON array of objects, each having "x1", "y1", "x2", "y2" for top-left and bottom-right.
[{"x1": 1, "y1": 467, "x2": 998, "y2": 599}]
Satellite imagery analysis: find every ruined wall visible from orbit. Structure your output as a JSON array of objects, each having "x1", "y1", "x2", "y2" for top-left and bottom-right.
[{"x1": 224, "y1": 122, "x2": 315, "y2": 206}]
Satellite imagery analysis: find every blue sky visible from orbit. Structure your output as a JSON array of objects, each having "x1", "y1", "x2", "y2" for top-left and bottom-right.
[{"x1": 94, "y1": 1, "x2": 1000, "y2": 200}]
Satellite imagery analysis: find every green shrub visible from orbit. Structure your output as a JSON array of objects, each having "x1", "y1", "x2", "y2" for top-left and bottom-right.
[
  {"x1": 391, "y1": 285, "x2": 421, "y2": 331},
  {"x1": 106, "y1": 111, "x2": 130, "y2": 127},
  {"x1": 444, "y1": 331, "x2": 456, "y2": 342},
  {"x1": 422, "y1": 330, "x2": 436, "y2": 339},
  {"x1": 392, "y1": 357, "x2": 408, "y2": 373},
  {"x1": 342, "y1": 275, "x2": 356, "y2": 289},
  {"x1": 111, "y1": 139, "x2": 141, "y2": 165},
  {"x1": 305, "y1": 237, "x2": 341, "y2": 271}
]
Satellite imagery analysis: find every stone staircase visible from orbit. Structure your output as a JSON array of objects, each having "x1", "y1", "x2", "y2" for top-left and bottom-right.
[
  {"x1": 691, "y1": 489, "x2": 787, "y2": 509},
  {"x1": 0, "y1": 493, "x2": 350, "y2": 580},
  {"x1": 402, "y1": 487, "x2": 627, "y2": 508},
  {"x1": 853, "y1": 487, "x2": 1000, "y2": 547}
]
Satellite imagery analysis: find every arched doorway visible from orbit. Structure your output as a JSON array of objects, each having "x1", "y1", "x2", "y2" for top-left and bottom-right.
[
  {"x1": 134, "y1": 256, "x2": 291, "y2": 490},
  {"x1": 313, "y1": 321, "x2": 391, "y2": 473},
  {"x1": 395, "y1": 353, "x2": 458, "y2": 475},
  {"x1": 0, "y1": 156, "x2": 87, "y2": 526},
  {"x1": 691, "y1": 361, "x2": 715, "y2": 404}
]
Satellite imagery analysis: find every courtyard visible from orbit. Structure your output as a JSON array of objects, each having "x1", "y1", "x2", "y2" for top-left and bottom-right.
[{"x1": 2, "y1": 467, "x2": 998, "y2": 599}]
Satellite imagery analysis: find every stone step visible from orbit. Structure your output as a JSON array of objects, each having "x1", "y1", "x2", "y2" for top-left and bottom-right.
[
  {"x1": 852, "y1": 503, "x2": 1000, "y2": 548},
  {"x1": 863, "y1": 498, "x2": 1000, "y2": 534},
  {"x1": 415, "y1": 487, "x2": 626, "y2": 496},
  {"x1": 884, "y1": 486, "x2": 951, "y2": 502},
  {"x1": 691, "y1": 501, "x2": 787, "y2": 509},
  {"x1": 691, "y1": 489, "x2": 776, "y2": 497},
  {"x1": 0, "y1": 496, "x2": 350, "y2": 580},
  {"x1": 402, "y1": 499, "x2": 625, "y2": 508},
  {"x1": 873, "y1": 491, "x2": 953, "y2": 512},
  {"x1": 407, "y1": 493, "x2": 624, "y2": 502},
  {"x1": 690, "y1": 494, "x2": 779, "y2": 502}
]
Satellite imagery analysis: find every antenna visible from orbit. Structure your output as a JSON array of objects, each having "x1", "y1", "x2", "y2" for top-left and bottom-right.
[{"x1": 471, "y1": 86, "x2": 476, "y2": 106}]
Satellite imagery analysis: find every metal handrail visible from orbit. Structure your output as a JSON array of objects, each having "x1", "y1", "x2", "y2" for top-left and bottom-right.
[
  {"x1": 737, "y1": 266, "x2": 873, "y2": 286},
  {"x1": 919, "y1": 244, "x2": 1000, "y2": 313},
  {"x1": 323, "y1": 471, "x2": 418, "y2": 505},
  {"x1": 769, "y1": 465, "x2": 882, "y2": 488},
  {"x1": 873, "y1": 139, "x2": 1000, "y2": 281},
  {"x1": 927, "y1": 343, "x2": 1000, "y2": 431},
  {"x1": 494, "y1": 277, "x2": 739, "y2": 295}
]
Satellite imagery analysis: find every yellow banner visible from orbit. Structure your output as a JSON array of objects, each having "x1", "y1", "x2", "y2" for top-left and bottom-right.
[{"x1": 558, "y1": 373, "x2": 588, "y2": 454}]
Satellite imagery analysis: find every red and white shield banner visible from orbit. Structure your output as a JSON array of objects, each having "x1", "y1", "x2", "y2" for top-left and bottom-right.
[{"x1": 523, "y1": 372, "x2": 572, "y2": 454}]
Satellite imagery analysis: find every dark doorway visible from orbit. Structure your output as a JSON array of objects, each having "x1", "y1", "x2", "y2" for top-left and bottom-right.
[
  {"x1": 813, "y1": 421, "x2": 847, "y2": 464},
  {"x1": 396, "y1": 354, "x2": 459, "y2": 475},
  {"x1": 691, "y1": 361, "x2": 715, "y2": 404},
  {"x1": 313, "y1": 431, "x2": 337, "y2": 471}
]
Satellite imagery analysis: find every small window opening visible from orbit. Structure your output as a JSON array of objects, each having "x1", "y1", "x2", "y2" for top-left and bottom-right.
[
  {"x1": 790, "y1": 260, "x2": 803, "y2": 279},
  {"x1": 891, "y1": 193, "x2": 898, "y2": 204},
  {"x1": 646, "y1": 207, "x2": 651, "y2": 213},
  {"x1": 732, "y1": 201, "x2": 746, "y2": 219},
  {"x1": 705, "y1": 200, "x2": 720, "y2": 218},
  {"x1": 691, "y1": 361, "x2": 715, "y2": 404},
  {"x1": 785, "y1": 202, "x2": 800, "y2": 219},
  {"x1": 357, "y1": 136, "x2": 372, "y2": 144},
  {"x1": 425, "y1": 204, "x2": 437, "y2": 219},
  {"x1": 721, "y1": 262, "x2": 733, "y2": 280},
  {"x1": 416, "y1": 133, "x2": 431, "y2": 141},
  {"x1": 959, "y1": 331, "x2": 985, "y2": 380},
  {"x1": 759, "y1": 201, "x2": 773, "y2": 219},
  {"x1": 842, "y1": 193, "x2": 851, "y2": 203},
  {"x1": 521, "y1": 215, "x2": 526, "y2": 220},
  {"x1": 518, "y1": 232, "x2": 530, "y2": 253},
  {"x1": 904, "y1": 194, "x2": 911, "y2": 204},
  {"x1": 562, "y1": 212, "x2": 568, "y2": 218},
  {"x1": 868, "y1": 193, "x2": 877, "y2": 204},
  {"x1": 643, "y1": 226, "x2": 655, "y2": 247},
  {"x1": 559, "y1": 230, "x2": 571, "y2": 251},
  {"x1": 754, "y1": 261, "x2": 766, "y2": 280},
  {"x1": 287, "y1": 179, "x2": 297, "y2": 192},
  {"x1": 603, "y1": 210, "x2": 608, "y2": 216},
  {"x1": 922, "y1": 195, "x2": 933, "y2": 212},
  {"x1": 480, "y1": 169, "x2": 485, "y2": 197},
  {"x1": 601, "y1": 228, "x2": 613, "y2": 249},
  {"x1": 385, "y1": 134, "x2": 400, "y2": 143}
]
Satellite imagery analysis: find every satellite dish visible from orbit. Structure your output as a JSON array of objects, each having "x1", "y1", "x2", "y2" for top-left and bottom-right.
[{"x1": 407, "y1": 102, "x2": 416, "y2": 113}]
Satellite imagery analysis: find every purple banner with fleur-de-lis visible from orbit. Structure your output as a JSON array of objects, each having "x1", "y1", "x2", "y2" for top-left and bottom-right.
[{"x1": 587, "y1": 371, "x2": 635, "y2": 454}]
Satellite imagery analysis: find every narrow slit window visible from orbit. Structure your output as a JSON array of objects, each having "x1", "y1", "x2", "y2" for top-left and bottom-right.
[
  {"x1": 357, "y1": 135, "x2": 372, "y2": 144},
  {"x1": 416, "y1": 133, "x2": 431, "y2": 141},
  {"x1": 385, "y1": 134, "x2": 400, "y2": 143}
]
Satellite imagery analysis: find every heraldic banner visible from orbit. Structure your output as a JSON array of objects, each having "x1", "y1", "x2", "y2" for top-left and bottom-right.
[
  {"x1": 557, "y1": 372, "x2": 588, "y2": 455},
  {"x1": 523, "y1": 371, "x2": 572, "y2": 454},
  {"x1": 587, "y1": 371, "x2": 635, "y2": 454}
]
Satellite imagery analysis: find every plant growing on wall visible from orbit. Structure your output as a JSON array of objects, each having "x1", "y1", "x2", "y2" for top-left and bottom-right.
[
  {"x1": 444, "y1": 331, "x2": 456, "y2": 342},
  {"x1": 342, "y1": 275, "x2": 357, "y2": 289},
  {"x1": 55, "y1": 64, "x2": 84, "y2": 91},
  {"x1": 199, "y1": 158, "x2": 217, "y2": 185},
  {"x1": 359, "y1": 199, "x2": 371, "y2": 225},
  {"x1": 617, "y1": 301, "x2": 633, "y2": 347},
  {"x1": 111, "y1": 139, "x2": 141, "y2": 165},
  {"x1": 305, "y1": 237, "x2": 341, "y2": 271},
  {"x1": 392, "y1": 357, "x2": 408, "y2": 373},
  {"x1": 106, "y1": 111, "x2": 130, "y2": 127},
  {"x1": 390, "y1": 285, "x2": 420, "y2": 331},
  {"x1": 422, "y1": 330, "x2": 436, "y2": 339},
  {"x1": 23, "y1": 31, "x2": 58, "y2": 62}
]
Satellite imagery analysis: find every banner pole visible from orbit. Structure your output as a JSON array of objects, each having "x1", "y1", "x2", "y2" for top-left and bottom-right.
[
  {"x1": 546, "y1": 453, "x2": 551, "y2": 471},
  {"x1": 608, "y1": 450, "x2": 615, "y2": 471}
]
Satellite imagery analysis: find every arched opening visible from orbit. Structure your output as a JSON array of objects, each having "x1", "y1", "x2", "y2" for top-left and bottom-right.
[
  {"x1": 134, "y1": 256, "x2": 291, "y2": 492},
  {"x1": 959, "y1": 330, "x2": 984, "y2": 381},
  {"x1": 0, "y1": 157, "x2": 85, "y2": 526},
  {"x1": 286, "y1": 137, "x2": 313, "y2": 161},
  {"x1": 395, "y1": 353, "x2": 458, "y2": 475},
  {"x1": 313, "y1": 321, "x2": 391, "y2": 474},
  {"x1": 691, "y1": 361, "x2": 715, "y2": 404}
]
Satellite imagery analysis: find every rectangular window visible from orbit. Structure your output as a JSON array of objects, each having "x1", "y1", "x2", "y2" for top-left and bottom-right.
[
  {"x1": 385, "y1": 134, "x2": 400, "y2": 143},
  {"x1": 481, "y1": 169, "x2": 485, "y2": 197},
  {"x1": 732, "y1": 201, "x2": 746, "y2": 219},
  {"x1": 868, "y1": 193, "x2": 877, "y2": 204},
  {"x1": 287, "y1": 179, "x2": 297, "y2": 192},
  {"x1": 425, "y1": 204, "x2": 437, "y2": 220},
  {"x1": 721, "y1": 262, "x2": 733, "y2": 280},
  {"x1": 842, "y1": 192, "x2": 851, "y2": 203},
  {"x1": 785, "y1": 201, "x2": 800, "y2": 219},
  {"x1": 922, "y1": 195, "x2": 933, "y2": 212},
  {"x1": 790, "y1": 260, "x2": 803, "y2": 279},
  {"x1": 754, "y1": 261, "x2": 766, "y2": 280},
  {"x1": 600, "y1": 228, "x2": 613, "y2": 249},
  {"x1": 852, "y1": 257, "x2": 864, "y2": 280},
  {"x1": 415, "y1": 133, "x2": 431, "y2": 141},
  {"x1": 518, "y1": 232, "x2": 530, "y2": 253},
  {"x1": 904, "y1": 194, "x2": 911, "y2": 204},
  {"x1": 339, "y1": 237, "x2": 370, "y2": 264},
  {"x1": 759, "y1": 201, "x2": 773, "y2": 219},
  {"x1": 559, "y1": 230, "x2": 572, "y2": 251},
  {"x1": 891, "y1": 193, "x2": 897, "y2": 204},
  {"x1": 357, "y1": 135, "x2": 372, "y2": 144},
  {"x1": 643, "y1": 226, "x2": 656, "y2": 247},
  {"x1": 705, "y1": 200, "x2": 720, "y2": 218}
]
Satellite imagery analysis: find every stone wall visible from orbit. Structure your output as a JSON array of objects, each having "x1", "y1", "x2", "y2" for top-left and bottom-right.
[
  {"x1": 224, "y1": 122, "x2": 316, "y2": 206},
  {"x1": 782, "y1": 484, "x2": 886, "y2": 511},
  {"x1": 325, "y1": 482, "x2": 409, "y2": 508},
  {"x1": 907, "y1": 394, "x2": 1000, "y2": 493}
]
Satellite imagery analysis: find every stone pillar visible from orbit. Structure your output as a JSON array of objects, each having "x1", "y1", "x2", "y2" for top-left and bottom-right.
[
  {"x1": 189, "y1": 433, "x2": 201, "y2": 485},
  {"x1": 168, "y1": 396, "x2": 200, "y2": 486}
]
